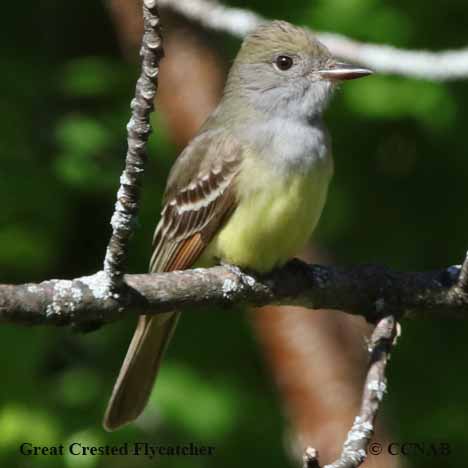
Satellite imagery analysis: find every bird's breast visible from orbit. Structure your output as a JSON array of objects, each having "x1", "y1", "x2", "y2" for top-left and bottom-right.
[{"x1": 201, "y1": 150, "x2": 332, "y2": 272}]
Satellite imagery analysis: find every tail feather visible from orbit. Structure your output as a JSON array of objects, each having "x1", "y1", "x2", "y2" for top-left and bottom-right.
[{"x1": 103, "y1": 312, "x2": 179, "y2": 431}]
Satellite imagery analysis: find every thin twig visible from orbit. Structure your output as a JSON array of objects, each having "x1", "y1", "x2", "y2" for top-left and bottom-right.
[
  {"x1": 158, "y1": 0, "x2": 468, "y2": 81},
  {"x1": 103, "y1": 0, "x2": 164, "y2": 291},
  {"x1": 304, "y1": 316, "x2": 399, "y2": 468},
  {"x1": 0, "y1": 260, "x2": 466, "y2": 328}
]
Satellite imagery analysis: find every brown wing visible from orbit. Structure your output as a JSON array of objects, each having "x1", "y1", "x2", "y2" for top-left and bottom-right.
[{"x1": 150, "y1": 130, "x2": 242, "y2": 273}]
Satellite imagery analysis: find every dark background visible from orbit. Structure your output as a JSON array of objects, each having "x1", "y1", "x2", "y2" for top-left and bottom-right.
[{"x1": 1, "y1": 1, "x2": 468, "y2": 467}]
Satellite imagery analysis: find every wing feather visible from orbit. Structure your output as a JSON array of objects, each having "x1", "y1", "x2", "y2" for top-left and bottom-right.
[{"x1": 150, "y1": 131, "x2": 243, "y2": 273}]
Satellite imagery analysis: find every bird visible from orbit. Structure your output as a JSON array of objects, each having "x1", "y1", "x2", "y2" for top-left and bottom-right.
[{"x1": 103, "y1": 20, "x2": 372, "y2": 431}]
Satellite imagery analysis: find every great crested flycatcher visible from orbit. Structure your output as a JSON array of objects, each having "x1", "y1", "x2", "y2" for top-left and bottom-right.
[{"x1": 104, "y1": 20, "x2": 372, "y2": 430}]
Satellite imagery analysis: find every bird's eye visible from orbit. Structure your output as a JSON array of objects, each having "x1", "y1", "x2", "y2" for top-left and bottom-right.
[{"x1": 274, "y1": 55, "x2": 294, "y2": 71}]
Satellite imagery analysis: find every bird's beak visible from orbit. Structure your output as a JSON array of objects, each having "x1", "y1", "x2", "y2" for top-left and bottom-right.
[{"x1": 318, "y1": 62, "x2": 373, "y2": 81}]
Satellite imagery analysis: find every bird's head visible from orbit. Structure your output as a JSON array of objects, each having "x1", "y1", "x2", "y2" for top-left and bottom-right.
[{"x1": 225, "y1": 20, "x2": 372, "y2": 121}]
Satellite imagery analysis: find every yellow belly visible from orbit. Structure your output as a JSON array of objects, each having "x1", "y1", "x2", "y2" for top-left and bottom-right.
[{"x1": 200, "y1": 155, "x2": 332, "y2": 273}]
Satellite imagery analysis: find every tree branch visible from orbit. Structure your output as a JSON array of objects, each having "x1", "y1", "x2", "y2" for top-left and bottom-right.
[
  {"x1": 158, "y1": 0, "x2": 468, "y2": 81},
  {"x1": 0, "y1": 260, "x2": 467, "y2": 328},
  {"x1": 304, "y1": 316, "x2": 398, "y2": 468},
  {"x1": 103, "y1": 0, "x2": 163, "y2": 290}
]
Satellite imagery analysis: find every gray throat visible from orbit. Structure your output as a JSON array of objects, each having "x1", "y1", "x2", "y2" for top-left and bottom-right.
[{"x1": 234, "y1": 113, "x2": 331, "y2": 177}]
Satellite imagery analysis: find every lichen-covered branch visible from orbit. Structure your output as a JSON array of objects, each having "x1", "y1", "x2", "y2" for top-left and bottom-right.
[
  {"x1": 0, "y1": 260, "x2": 467, "y2": 328},
  {"x1": 103, "y1": 0, "x2": 164, "y2": 290},
  {"x1": 159, "y1": 0, "x2": 468, "y2": 81},
  {"x1": 304, "y1": 316, "x2": 398, "y2": 468}
]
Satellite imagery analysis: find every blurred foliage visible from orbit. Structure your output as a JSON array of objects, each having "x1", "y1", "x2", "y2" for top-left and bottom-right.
[{"x1": 1, "y1": 1, "x2": 468, "y2": 467}]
